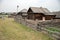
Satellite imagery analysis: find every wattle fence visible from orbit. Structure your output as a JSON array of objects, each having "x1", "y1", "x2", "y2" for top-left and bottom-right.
[{"x1": 14, "y1": 16, "x2": 60, "y2": 40}]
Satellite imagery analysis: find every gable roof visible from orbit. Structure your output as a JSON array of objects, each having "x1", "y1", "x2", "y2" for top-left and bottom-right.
[
  {"x1": 40, "y1": 7, "x2": 52, "y2": 15},
  {"x1": 28, "y1": 7, "x2": 55, "y2": 15},
  {"x1": 29, "y1": 7, "x2": 43, "y2": 13}
]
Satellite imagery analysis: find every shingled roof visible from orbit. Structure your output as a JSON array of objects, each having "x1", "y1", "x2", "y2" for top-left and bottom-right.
[{"x1": 29, "y1": 7, "x2": 55, "y2": 15}]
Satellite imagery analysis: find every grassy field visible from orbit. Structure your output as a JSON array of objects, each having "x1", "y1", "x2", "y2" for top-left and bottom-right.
[{"x1": 0, "y1": 17, "x2": 53, "y2": 40}]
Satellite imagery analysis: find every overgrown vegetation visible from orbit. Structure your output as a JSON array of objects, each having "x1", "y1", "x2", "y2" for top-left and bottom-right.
[
  {"x1": 0, "y1": 17, "x2": 54, "y2": 40},
  {"x1": 46, "y1": 27, "x2": 60, "y2": 32}
]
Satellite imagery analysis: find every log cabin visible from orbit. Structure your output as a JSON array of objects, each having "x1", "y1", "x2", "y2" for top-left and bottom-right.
[{"x1": 27, "y1": 7, "x2": 56, "y2": 21}]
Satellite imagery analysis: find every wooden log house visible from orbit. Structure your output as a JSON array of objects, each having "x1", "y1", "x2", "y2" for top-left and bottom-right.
[{"x1": 27, "y1": 7, "x2": 56, "y2": 21}]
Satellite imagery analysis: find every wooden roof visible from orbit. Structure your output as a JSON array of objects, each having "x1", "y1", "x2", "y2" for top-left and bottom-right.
[{"x1": 28, "y1": 7, "x2": 55, "y2": 15}]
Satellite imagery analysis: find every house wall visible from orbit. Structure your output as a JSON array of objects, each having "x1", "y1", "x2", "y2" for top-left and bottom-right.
[
  {"x1": 28, "y1": 13, "x2": 33, "y2": 19},
  {"x1": 45, "y1": 15, "x2": 55, "y2": 20},
  {"x1": 34, "y1": 13, "x2": 44, "y2": 20},
  {"x1": 53, "y1": 19, "x2": 60, "y2": 22},
  {"x1": 28, "y1": 13, "x2": 55, "y2": 21},
  {"x1": 28, "y1": 13, "x2": 44, "y2": 20}
]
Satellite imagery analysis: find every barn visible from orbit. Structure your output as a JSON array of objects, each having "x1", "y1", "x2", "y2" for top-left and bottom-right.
[{"x1": 27, "y1": 7, "x2": 56, "y2": 21}]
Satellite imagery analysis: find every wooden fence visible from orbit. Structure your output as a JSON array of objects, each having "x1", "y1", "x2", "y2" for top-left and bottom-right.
[
  {"x1": 14, "y1": 16, "x2": 60, "y2": 40},
  {"x1": 37, "y1": 22, "x2": 60, "y2": 40}
]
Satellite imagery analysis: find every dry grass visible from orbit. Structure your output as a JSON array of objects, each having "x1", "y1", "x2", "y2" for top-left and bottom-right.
[{"x1": 0, "y1": 17, "x2": 53, "y2": 40}]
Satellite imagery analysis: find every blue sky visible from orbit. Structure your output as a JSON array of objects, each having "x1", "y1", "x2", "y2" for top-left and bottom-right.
[{"x1": 0, "y1": 0, "x2": 60, "y2": 12}]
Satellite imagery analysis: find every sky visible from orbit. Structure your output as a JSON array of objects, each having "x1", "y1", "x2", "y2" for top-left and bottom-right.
[{"x1": 0, "y1": 0, "x2": 60, "y2": 12}]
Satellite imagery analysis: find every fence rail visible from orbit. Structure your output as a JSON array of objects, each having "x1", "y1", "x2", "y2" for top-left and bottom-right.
[{"x1": 14, "y1": 16, "x2": 60, "y2": 40}]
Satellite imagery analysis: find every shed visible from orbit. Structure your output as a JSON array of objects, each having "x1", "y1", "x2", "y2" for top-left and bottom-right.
[{"x1": 17, "y1": 9, "x2": 28, "y2": 19}]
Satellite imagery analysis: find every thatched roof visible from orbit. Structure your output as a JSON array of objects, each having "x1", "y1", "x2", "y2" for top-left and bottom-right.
[{"x1": 28, "y1": 7, "x2": 55, "y2": 15}]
